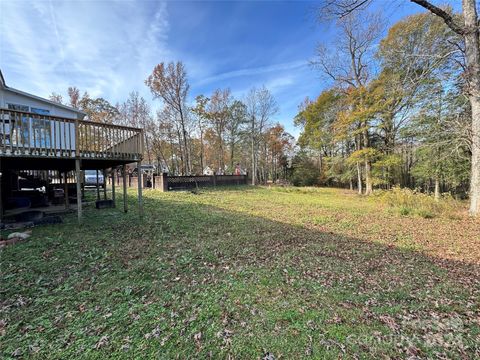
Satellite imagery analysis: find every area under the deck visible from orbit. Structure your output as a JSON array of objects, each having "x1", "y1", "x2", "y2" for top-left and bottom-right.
[
  {"x1": 0, "y1": 156, "x2": 136, "y2": 171},
  {"x1": 3, "y1": 203, "x2": 82, "y2": 217}
]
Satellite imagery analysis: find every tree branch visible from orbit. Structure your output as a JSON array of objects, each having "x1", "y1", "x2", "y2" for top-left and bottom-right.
[{"x1": 410, "y1": 0, "x2": 466, "y2": 35}]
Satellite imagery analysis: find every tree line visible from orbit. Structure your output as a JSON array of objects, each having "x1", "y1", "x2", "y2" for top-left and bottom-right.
[
  {"x1": 294, "y1": 1, "x2": 479, "y2": 213},
  {"x1": 49, "y1": 0, "x2": 480, "y2": 216},
  {"x1": 50, "y1": 63, "x2": 294, "y2": 184}
]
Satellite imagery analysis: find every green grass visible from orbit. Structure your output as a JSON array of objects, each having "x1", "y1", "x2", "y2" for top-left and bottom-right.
[{"x1": 1, "y1": 186, "x2": 479, "y2": 359}]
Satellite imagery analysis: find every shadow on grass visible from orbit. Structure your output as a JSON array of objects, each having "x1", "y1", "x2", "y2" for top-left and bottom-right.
[{"x1": 1, "y1": 187, "x2": 479, "y2": 359}]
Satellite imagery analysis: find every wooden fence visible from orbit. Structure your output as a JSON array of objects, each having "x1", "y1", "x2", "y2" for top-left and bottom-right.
[{"x1": 109, "y1": 173, "x2": 248, "y2": 191}]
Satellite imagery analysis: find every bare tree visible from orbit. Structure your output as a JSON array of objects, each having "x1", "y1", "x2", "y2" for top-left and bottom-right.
[
  {"x1": 207, "y1": 89, "x2": 232, "y2": 173},
  {"x1": 153, "y1": 107, "x2": 181, "y2": 174},
  {"x1": 118, "y1": 92, "x2": 154, "y2": 164},
  {"x1": 49, "y1": 93, "x2": 63, "y2": 104},
  {"x1": 146, "y1": 62, "x2": 192, "y2": 174},
  {"x1": 191, "y1": 95, "x2": 210, "y2": 172},
  {"x1": 312, "y1": 11, "x2": 383, "y2": 194},
  {"x1": 245, "y1": 86, "x2": 278, "y2": 185},
  {"x1": 226, "y1": 100, "x2": 248, "y2": 170},
  {"x1": 68, "y1": 87, "x2": 80, "y2": 109}
]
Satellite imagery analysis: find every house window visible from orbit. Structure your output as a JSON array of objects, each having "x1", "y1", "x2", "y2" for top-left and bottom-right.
[
  {"x1": 31, "y1": 107, "x2": 50, "y2": 115},
  {"x1": 7, "y1": 103, "x2": 29, "y2": 112}
]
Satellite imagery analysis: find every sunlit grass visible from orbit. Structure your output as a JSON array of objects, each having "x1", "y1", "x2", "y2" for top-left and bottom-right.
[{"x1": 1, "y1": 186, "x2": 479, "y2": 359}]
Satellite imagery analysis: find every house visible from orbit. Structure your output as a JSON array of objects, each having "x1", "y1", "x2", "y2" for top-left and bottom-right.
[
  {"x1": 0, "y1": 70, "x2": 144, "y2": 223},
  {"x1": 0, "y1": 71, "x2": 86, "y2": 119}
]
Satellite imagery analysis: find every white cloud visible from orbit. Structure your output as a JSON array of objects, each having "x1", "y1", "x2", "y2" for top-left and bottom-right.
[
  {"x1": 193, "y1": 60, "x2": 306, "y2": 87},
  {"x1": 0, "y1": 1, "x2": 322, "y2": 138},
  {"x1": 0, "y1": 0, "x2": 170, "y2": 103}
]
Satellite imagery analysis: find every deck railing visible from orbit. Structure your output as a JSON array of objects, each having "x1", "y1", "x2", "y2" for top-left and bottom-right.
[{"x1": 0, "y1": 108, "x2": 143, "y2": 161}]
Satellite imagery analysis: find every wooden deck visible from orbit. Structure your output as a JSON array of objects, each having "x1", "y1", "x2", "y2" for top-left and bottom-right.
[
  {"x1": 0, "y1": 108, "x2": 145, "y2": 222},
  {"x1": 0, "y1": 108, "x2": 143, "y2": 170}
]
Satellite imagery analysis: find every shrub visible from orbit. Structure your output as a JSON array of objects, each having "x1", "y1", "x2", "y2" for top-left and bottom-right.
[
  {"x1": 374, "y1": 186, "x2": 461, "y2": 218},
  {"x1": 289, "y1": 152, "x2": 320, "y2": 187},
  {"x1": 399, "y1": 206, "x2": 412, "y2": 216}
]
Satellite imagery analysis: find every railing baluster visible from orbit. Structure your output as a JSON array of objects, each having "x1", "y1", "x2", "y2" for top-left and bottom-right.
[
  {"x1": 1, "y1": 109, "x2": 6, "y2": 153},
  {"x1": 12, "y1": 112, "x2": 15, "y2": 152}
]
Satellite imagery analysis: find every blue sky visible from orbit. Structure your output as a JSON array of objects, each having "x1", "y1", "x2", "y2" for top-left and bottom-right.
[{"x1": 0, "y1": 0, "x2": 437, "y2": 136}]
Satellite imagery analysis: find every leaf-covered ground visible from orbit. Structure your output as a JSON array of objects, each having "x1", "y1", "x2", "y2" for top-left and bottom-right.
[{"x1": 1, "y1": 186, "x2": 479, "y2": 359}]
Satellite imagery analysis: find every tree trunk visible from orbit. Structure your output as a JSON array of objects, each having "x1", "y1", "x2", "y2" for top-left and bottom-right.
[
  {"x1": 364, "y1": 129, "x2": 373, "y2": 195},
  {"x1": 251, "y1": 118, "x2": 256, "y2": 185},
  {"x1": 434, "y1": 176, "x2": 441, "y2": 201},
  {"x1": 365, "y1": 160, "x2": 373, "y2": 195},
  {"x1": 200, "y1": 128, "x2": 204, "y2": 172},
  {"x1": 355, "y1": 134, "x2": 363, "y2": 194},
  {"x1": 144, "y1": 134, "x2": 152, "y2": 165},
  {"x1": 356, "y1": 162, "x2": 363, "y2": 195},
  {"x1": 174, "y1": 125, "x2": 184, "y2": 174},
  {"x1": 230, "y1": 141, "x2": 235, "y2": 171},
  {"x1": 464, "y1": 0, "x2": 480, "y2": 215},
  {"x1": 179, "y1": 106, "x2": 191, "y2": 175}
]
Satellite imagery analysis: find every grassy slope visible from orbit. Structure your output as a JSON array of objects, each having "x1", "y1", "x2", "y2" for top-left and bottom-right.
[{"x1": 1, "y1": 186, "x2": 479, "y2": 359}]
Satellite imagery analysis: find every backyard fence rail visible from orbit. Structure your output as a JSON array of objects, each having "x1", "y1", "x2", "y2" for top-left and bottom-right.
[{"x1": 109, "y1": 173, "x2": 248, "y2": 191}]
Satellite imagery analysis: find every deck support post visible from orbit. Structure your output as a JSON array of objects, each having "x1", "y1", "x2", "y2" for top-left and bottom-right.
[
  {"x1": 0, "y1": 164, "x2": 3, "y2": 224},
  {"x1": 76, "y1": 159, "x2": 82, "y2": 223},
  {"x1": 137, "y1": 161, "x2": 143, "y2": 217},
  {"x1": 96, "y1": 170, "x2": 100, "y2": 201},
  {"x1": 64, "y1": 171, "x2": 69, "y2": 209},
  {"x1": 123, "y1": 165, "x2": 128, "y2": 213},
  {"x1": 103, "y1": 169, "x2": 107, "y2": 200},
  {"x1": 111, "y1": 168, "x2": 116, "y2": 207}
]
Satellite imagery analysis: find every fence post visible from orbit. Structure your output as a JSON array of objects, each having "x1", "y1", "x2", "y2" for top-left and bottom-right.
[
  {"x1": 212, "y1": 174, "x2": 216, "y2": 187},
  {"x1": 159, "y1": 172, "x2": 168, "y2": 192}
]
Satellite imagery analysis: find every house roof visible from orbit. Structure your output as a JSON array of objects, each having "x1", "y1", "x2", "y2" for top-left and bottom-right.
[
  {"x1": 0, "y1": 69, "x2": 86, "y2": 117},
  {"x1": 0, "y1": 70, "x2": 5, "y2": 88}
]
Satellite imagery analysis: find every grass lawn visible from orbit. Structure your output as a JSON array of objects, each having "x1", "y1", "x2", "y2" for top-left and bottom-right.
[{"x1": 1, "y1": 186, "x2": 479, "y2": 359}]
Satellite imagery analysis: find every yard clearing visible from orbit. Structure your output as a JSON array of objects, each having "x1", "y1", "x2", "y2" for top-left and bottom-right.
[{"x1": 1, "y1": 186, "x2": 479, "y2": 359}]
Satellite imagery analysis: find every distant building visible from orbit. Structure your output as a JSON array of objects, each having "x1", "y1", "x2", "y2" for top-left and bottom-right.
[{"x1": 203, "y1": 166, "x2": 214, "y2": 175}]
